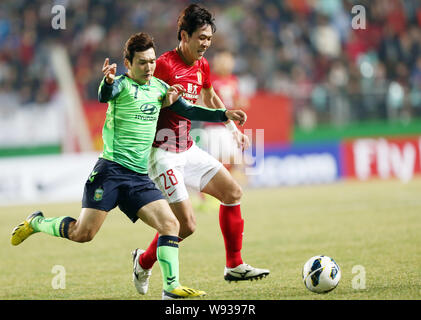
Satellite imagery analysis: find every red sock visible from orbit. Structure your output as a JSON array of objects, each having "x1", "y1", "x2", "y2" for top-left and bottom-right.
[
  {"x1": 219, "y1": 203, "x2": 244, "y2": 268},
  {"x1": 138, "y1": 233, "x2": 159, "y2": 270},
  {"x1": 139, "y1": 232, "x2": 183, "y2": 270}
]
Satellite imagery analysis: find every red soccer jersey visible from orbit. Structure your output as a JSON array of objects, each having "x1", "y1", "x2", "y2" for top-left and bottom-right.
[{"x1": 153, "y1": 49, "x2": 212, "y2": 152}]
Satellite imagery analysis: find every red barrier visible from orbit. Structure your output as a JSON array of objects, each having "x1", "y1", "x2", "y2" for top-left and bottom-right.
[
  {"x1": 83, "y1": 101, "x2": 107, "y2": 151},
  {"x1": 241, "y1": 92, "x2": 292, "y2": 144}
]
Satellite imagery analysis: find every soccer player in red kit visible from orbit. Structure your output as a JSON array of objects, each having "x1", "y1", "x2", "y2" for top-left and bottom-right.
[
  {"x1": 204, "y1": 50, "x2": 250, "y2": 166},
  {"x1": 132, "y1": 4, "x2": 269, "y2": 295}
]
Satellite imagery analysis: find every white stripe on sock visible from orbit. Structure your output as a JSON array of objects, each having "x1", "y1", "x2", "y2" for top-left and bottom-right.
[{"x1": 220, "y1": 202, "x2": 241, "y2": 207}]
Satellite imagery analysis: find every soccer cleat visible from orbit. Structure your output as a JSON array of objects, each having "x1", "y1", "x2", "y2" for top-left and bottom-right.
[
  {"x1": 224, "y1": 263, "x2": 270, "y2": 282},
  {"x1": 10, "y1": 211, "x2": 44, "y2": 246},
  {"x1": 132, "y1": 249, "x2": 152, "y2": 295},
  {"x1": 162, "y1": 286, "x2": 206, "y2": 300}
]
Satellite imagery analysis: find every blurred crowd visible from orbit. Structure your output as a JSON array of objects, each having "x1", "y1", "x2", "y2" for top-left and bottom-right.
[{"x1": 1, "y1": 0, "x2": 421, "y2": 127}]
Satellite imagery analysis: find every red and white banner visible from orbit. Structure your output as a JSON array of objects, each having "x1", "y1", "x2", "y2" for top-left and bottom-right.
[{"x1": 342, "y1": 137, "x2": 421, "y2": 182}]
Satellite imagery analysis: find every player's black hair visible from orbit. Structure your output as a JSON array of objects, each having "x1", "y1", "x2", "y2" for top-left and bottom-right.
[
  {"x1": 124, "y1": 32, "x2": 155, "y2": 63},
  {"x1": 177, "y1": 4, "x2": 216, "y2": 40}
]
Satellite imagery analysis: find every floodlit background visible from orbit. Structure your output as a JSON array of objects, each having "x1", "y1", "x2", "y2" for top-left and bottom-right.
[
  {"x1": 0, "y1": 0, "x2": 420, "y2": 301},
  {"x1": 1, "y1": 0, "x2": 421, "y2": 204}
]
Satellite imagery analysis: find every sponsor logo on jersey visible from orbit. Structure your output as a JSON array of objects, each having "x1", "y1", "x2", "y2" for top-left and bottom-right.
[
  {"x1": 187, "y1": 83, "x2": 198, "y2": 94},
  {"x1": 182, "y1": 83, "x2": 199, "y2": 101},
  {"x1": 140, "y1": 104, "x2": 158, "y2": 115},
  {"x1": 135, "y1": 103, "x2": 159, "y2": 121}
]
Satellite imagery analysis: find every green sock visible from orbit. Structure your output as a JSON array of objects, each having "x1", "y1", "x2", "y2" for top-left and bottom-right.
[
  {"x1": 31, "y1": 216, "x2": 76, "y2": 239},
  {"x1": 156, "y1": 235, "x2": 180, "y2": 292}
]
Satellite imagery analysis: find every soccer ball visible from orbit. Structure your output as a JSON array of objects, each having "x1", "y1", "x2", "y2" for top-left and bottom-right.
[{"x1": 302, "y1": 255, "x2": 341, "y2": 293}]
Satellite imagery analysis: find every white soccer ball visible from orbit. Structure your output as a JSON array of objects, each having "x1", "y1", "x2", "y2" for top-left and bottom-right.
[{"x1": 302, "y1": 255, "x2": 341, "y2": 293}]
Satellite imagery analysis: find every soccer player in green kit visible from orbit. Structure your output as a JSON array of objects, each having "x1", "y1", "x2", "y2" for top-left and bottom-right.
[{"x1": 10, "y1": 32, "x2": 246, "y2": 300}]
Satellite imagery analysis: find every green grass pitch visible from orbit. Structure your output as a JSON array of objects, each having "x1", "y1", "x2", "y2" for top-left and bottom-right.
[{"x1": 1, "y1": 178, "x2": 420, "y2": 300}]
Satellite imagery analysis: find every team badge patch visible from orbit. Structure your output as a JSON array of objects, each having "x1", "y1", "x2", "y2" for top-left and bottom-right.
[
  {"x1": 93, "y1": 188, "x2": 104, "y2": 201},
  {"x1": 197, "y1": 71, "x2": 202, "y2": 85}
]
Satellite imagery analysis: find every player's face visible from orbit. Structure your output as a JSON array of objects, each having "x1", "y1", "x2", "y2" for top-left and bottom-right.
[
  {"x1": 126, "y1": 48, "x2": 156, "y2": 84},
  {"x1": 186, "y1": 24, "x2": 213, "y2": 61}
]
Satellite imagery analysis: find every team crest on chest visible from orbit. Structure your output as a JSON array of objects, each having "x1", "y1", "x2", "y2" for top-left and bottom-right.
[{"x1": 197, "y1": 71, "x2": 202, "y2": 85}]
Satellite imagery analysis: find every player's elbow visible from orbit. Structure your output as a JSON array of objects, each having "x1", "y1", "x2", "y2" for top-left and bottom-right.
[{"x1": 98, "y1": 94, "x2": 108, "y2": 103}]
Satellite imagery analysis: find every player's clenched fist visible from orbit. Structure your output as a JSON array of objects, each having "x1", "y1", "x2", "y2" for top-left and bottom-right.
[
  {"x1": 225, "y1": 109, "x2": 247, "y2": 126},
  {"x1": 164, "y1": 84, "x2": 186, "y2": 107},
  {"x1": 102, "y1": 58, "x2": 117, "y2": 84}
]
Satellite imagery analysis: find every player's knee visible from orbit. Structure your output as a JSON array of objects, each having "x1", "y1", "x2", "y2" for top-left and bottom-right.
[
  {"x1": 69, "y1": 229, "x2": 96, "y2": 243},
  {"x1": 160, "y1": 217, "x2": 180, "y2": 235},
  {"x1": 186, "y1": 219, "x2": 196, "y2": 235},
  {"x1": 223, "y1": 184, "x2": 243, "y2": 204},
  {"x1": 179, "y1": 219, "x2": 196, "y2": 238}
]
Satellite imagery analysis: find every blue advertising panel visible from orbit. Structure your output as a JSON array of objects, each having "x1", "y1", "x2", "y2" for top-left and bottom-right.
[{"x1": 249, "y1": 142, "x2": 343, "y2": 187}]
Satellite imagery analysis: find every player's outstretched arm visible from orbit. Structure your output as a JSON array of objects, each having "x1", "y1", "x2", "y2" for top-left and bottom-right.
[
  {"x1": 98, "y1": 58, "x2": 122, "y2": 103},
  {"x1": 200, "y1": 84, "x2": 250, "y2": 149},
  {"x1": 162, "y1": 84, "x2": 247, "y2": 125},
  {"x1": 166, "y1": 97, "x2": 227, "y2": 122},
  {"x1": 166, "y1": 97, "x2": 247, "y2": 125},
  {"x1": 225, "y1": 110, "x2": 247, "y2": 126},
  {"x1": 201, "y1": 86, "x2": 226, "y2": 110}
]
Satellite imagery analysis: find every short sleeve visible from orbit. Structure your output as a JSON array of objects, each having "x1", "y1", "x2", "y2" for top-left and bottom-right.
[
  {"x1": 154, "y1": 56, "x2": 171, "y2": 84},
  {"x1": 202, "y1": 58, "x2": 212, "y2": 89}
]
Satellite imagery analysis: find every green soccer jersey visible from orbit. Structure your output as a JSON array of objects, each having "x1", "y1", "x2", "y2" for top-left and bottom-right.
[{"x1": 98, "y1": 75, "x2": 167, "y2": 174}]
